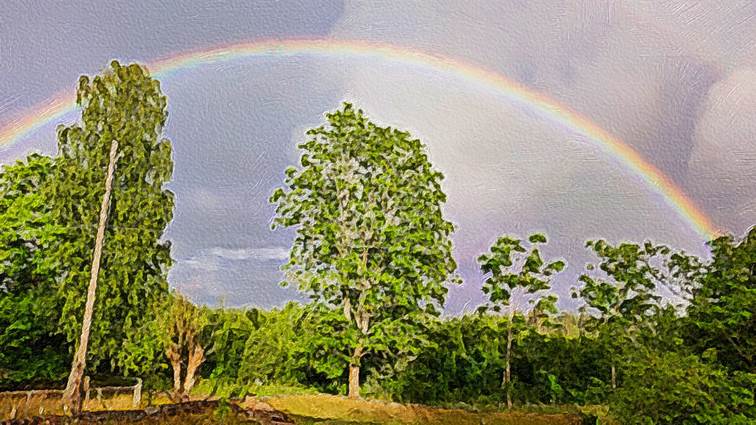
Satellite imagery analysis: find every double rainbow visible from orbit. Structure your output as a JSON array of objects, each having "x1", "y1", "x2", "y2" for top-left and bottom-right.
[{"x1": 0, "y1": 39, "x2": 719, "y2": 240}]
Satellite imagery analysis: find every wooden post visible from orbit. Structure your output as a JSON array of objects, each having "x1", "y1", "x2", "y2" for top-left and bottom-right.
[
  {"x1": 83, "y1": 376, "x2": 91, "y2": 406},
  {"x1": 62, "y1": 140, "x2": 119, "y2": 415},
  {"x1": 96, "y1": 388, "x2": 105, "y2": 409},
  {"x1": 133, "y1": 378, "x2": 142, "y2": 408},
  {"x1": 24, "y1": 391, "x2": 32, "y2": 419}
]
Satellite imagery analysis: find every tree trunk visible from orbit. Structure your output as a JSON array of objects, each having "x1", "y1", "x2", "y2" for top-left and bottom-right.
[
  {"x1": 504, "y1": 316, "x2": 513, "y2": 409},
  {"x1": 166, "y1": 346, "x2": 183, "y2": 402},
  {"x1": 183, "y1": 344, "x2": 205, "y2": 399},
  {"x1": 62, "y1": 140, "x2": 119, "y2": 415},
  {"x1": 348, "y1": 345, "x2": 363, "y2": 399},
  {"x1": 611, "y1": 364, "x2": 617, "y2": 390}
]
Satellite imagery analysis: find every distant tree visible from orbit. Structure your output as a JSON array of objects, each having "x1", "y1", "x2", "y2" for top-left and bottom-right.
[
  {"x1": 0, "y1": 154, "x2": 68, "y2": 387},
  {"x1": 237, "y1": 302, "x2": 308, "y2": 386},
  {"x1": 687, "y1": 228, "x2": 755, "y2": 372},
  {"x1": 270, "y1": 103, "x2": 458, "y2": 398},
  {"x1": 203, "y1": 307, "x2": 257, "y2": 390},
  {"x1": 477, "y1": 233, "x2": 565, "y2": 408},
  {"x1": 574, "y1": 240, "x2": 676, "y2": 389},
  {"x1": 159, "y1": 292, "x2": 208, "y2": 401},
  {"x1": 45, "y1": 61, "x2": 174, "y2": 386}
]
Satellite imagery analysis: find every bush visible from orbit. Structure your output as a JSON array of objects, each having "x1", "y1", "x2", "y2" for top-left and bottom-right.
[{"x1": 609, "y1": 350, "x2": 755, "y2": 424}]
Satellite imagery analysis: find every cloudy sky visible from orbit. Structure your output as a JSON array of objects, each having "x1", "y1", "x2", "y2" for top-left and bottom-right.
[{"x1": 1, "y1": 1, "x2": 754, "y2": 313}]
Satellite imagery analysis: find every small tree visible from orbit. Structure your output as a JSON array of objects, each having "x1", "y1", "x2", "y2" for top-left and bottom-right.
[
  {"x1": 574, "y1": 240, "x2": 672, "y2": 389},
  {"x1": 270, "y1": 103, "x2": 458, "y2": 398},
  {"x1": 477, "y1": 233, "x2": 565, "y2": 408},
  {"x1": 159, "y1": 292, "x2": 208, "y2": 401}
]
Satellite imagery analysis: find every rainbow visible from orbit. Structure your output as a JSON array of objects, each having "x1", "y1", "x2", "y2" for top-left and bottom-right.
[{"x1": 0, "y1": 38, "x2": 719, "y2": 239}]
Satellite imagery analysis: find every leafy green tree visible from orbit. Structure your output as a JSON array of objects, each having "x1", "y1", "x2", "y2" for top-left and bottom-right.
[
  {"x1": 159, "y1": 292, "x2": 209, "y2": 401},
  {"x1": 237, "y1": 302, "x2": 309, "y2": 386},
  {"x1": 270, "y1": 103, "x2": 458, "y2": 398},
  {"x1": 46, "y1": 61, "x2": 174, "y2": 376},
  {"x1": 574, "y1": 240, "x2": 677, "y2": 389},
  {"x1": 687, "y1": 228, "x2": 755, "y2": 373},
  {"x1": 203, "y1": 307, "x2": 256, "y2": 389},
  {"x1": 0, "y1": 154, "x2": 68, "y2": 387},
  {"x1": 477, "y1": 233, "x2": 565, "y2": 407}
]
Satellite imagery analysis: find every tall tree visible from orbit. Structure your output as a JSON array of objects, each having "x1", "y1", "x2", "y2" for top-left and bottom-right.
[
  {"x1": 270, "y1": 103, "x2": 458, "y2": 398},
  {"x1": 46, "y1": 61, "x2": 174, "y2": 395},
  {"x1": 62, "y1": 139, "x2": 119, "y2": 412},
  {"x1": 477, "y1": 233, "x2": 565, "y2": 408}
]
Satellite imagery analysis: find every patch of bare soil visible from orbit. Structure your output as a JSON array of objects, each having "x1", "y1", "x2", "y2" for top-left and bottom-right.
[{"x1": 0, "y1": 400, "x2": 294, "y2": 425}]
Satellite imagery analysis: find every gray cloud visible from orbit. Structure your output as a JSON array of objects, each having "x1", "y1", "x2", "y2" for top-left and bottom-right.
[
  {"x1": 2, "y1": 1, "x2": 753, "y2": 311},
  {"x1": 330, "y1": 0, "x2": 756, "y2": 233},
  {"x1": 330, "y1": 0, "x2": 754, "y2": 311},
  {"x1": 687, "y1": 68, "x2": 756, "y2": 232},
  {"x1": 209, "y1": 247, "x2": 289, "y2": 261}
]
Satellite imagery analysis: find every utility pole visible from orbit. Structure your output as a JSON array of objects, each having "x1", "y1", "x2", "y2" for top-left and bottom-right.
[{"x1": 62, "y1": 140, "x2": 119, "y2": 415}]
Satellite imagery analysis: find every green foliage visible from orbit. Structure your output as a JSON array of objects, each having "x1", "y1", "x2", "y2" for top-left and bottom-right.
[
  {"x1": 0, "y1": 155, "x2": 69, "y2": 388},
  {"x1": 686, "y1": 228, "x2": 755, "y2": 373},
  {"x1": 574, "y1": 239, "x2": 677, "y2": 390},
  {"x1": 203, "y1": 307, "x2": 256, "y2": 386},
  {"x1": 478, "y1": 233, "x2": 565, "y2": 405},
  {"x1": 378, "y1": 313, "x2": 505, "y2": 403},
  {"x1": 576, "y1": 240, "x2": 667, "y2": 324},
  {"x1": 159, "y1": 291, "x2": 210, "y2": 352},
  {"x1": 270, "y1": 103, "x2": 458, "y2": 392},
  {"x1": 237, "y1": 302, "x2": 309, "y2": 385},
  {"x1": 45, "y1": 60, "x2": 174, "y2": 374},
  {"x1": 478, "y1": 233, "x2": 565, "y2": 312},
  {"x1": 0, "y1": 154, "x2": 61, "y2": 293},
  {"x1": 609, "y1": 349, "x2": 755, "y2": 424}
]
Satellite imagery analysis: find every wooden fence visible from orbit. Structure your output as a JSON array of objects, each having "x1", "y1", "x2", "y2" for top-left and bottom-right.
[{"x1": 0, "y1": 377, "x2": 141, "y2": 419}]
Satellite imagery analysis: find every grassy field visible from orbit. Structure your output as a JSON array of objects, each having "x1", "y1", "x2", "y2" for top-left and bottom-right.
[
  {"x1": 0, "y1": 392, "x2": 173, "y2": 420},
  {"x1": 244, "y1": 394, "x2": 587, "y2": 425},
  {"x1": 1, "y1": 388, "x2": 597, "y2": 424}
]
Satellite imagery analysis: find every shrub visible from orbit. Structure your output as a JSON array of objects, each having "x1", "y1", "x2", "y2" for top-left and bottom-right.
[{"x1": 609, "y1": 350, "x2": 755, "y2": 424}]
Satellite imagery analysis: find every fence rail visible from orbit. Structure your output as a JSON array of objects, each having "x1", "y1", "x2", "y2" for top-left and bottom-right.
[{"x1": 0, "y1": 377, "x2": 142, "y2": 420}]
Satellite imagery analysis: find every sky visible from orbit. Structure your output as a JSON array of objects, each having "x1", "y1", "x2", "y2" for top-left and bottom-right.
[{"x1": 1, "y1": 1, "x2": 754, "y2": 313}]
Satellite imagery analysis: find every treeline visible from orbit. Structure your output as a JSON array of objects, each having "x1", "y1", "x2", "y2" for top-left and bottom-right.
[
  {"x1": 182, "y1": 227, "x2": 754, "y2": 424},
  {"x1": 0, "y1": 61, "x2": 754, "y2": 424}
]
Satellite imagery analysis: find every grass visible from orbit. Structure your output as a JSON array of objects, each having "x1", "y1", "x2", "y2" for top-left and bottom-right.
[
  {"x1": 244, "y1": 393, "x2": 585, "y2": 425},
  {"x1": 2, "y1": 383, "x2": 603, "y2": 424},
  {"x1": 191, "y1": 379, "x2": 318, "y2": 399},
  {"x1": 0, "y1": 391, "x2": 175, "y2": 420}
]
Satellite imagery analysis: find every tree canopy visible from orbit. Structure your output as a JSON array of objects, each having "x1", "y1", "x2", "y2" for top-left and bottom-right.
[
  {"x1": 46, "y1": 60, "x2": 175, "y2": 374},
  {"x1": 0, "y1": 154, "x2": 68, "y2": 387},
  {"x1": 270, "y1": 103, "x2": 458, "y2": 397}
]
